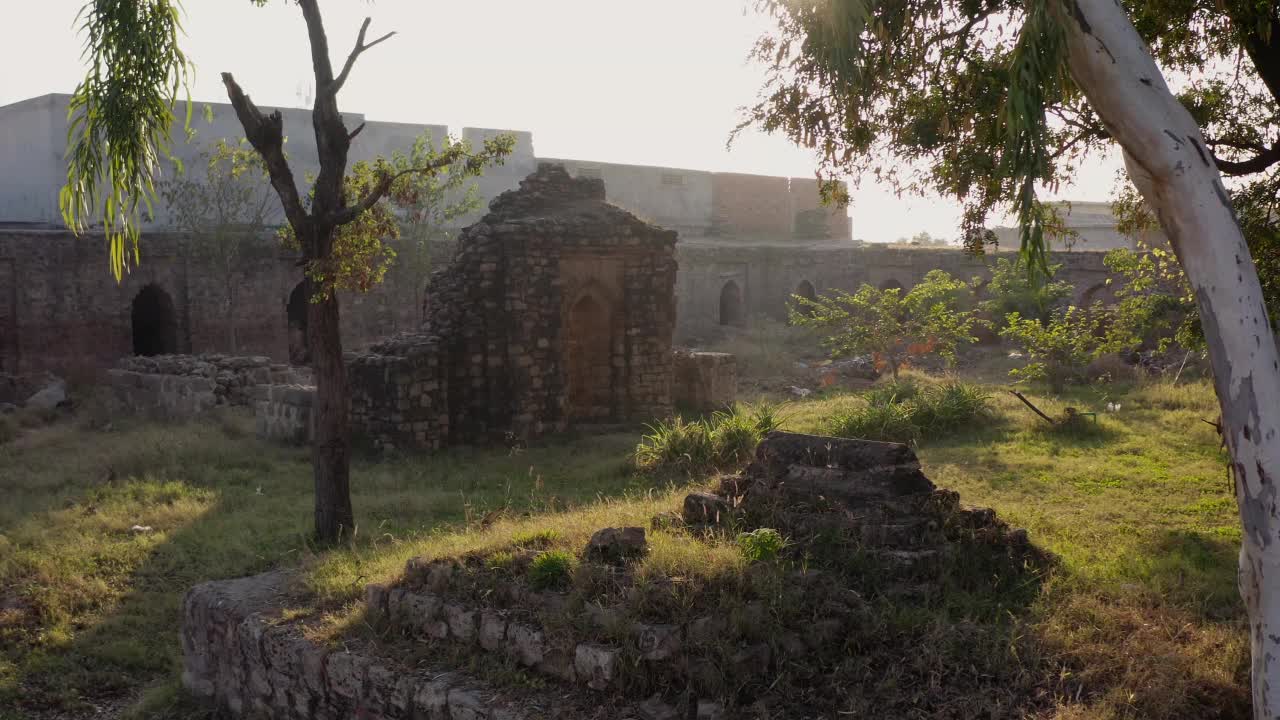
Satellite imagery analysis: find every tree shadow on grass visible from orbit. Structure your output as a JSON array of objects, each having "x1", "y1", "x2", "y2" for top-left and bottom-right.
[{"x1": 1, "y1": 419, "x2": 661, "y2": 719}]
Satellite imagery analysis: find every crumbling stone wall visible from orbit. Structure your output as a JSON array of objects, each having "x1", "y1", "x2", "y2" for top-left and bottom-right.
[
  {"x1": 0, "y1": 229, "x2": 419, "y2": 376},
  {"x1": 181, "y1": 571, "x2": 539, "y2": 720},
  {"x1": 108, "y1": 354, "x2": 310, "y2": 418},
  {"x1": 345, "y1": 164, "x2": 678, "y2": 450},
  {"x1": 672, "y1": 350, "x2": 737, "y2": 411},
  {"x1": 252, "y1": 384, "x2": 317, "y2": 444},
  {"x1": 674, "y1": 242, "x2": 1114, "y2": 341}
]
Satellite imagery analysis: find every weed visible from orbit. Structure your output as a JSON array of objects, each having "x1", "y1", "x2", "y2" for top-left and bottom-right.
[
  {"x1": 511, "y1": 529, "x2": 560, "y2": 549},
  {"x1": 826, "y1": 380, "x2": 991, "y2": 444},
  {"x1": 528, "y1": 550, "x2": 575, "y2": 591},
  {"x1": 634, "y1": 402, "x2": 786, "y2": 473},
  {"x1": 737, "y1": 528, "x2": 787, "y2": 563}
]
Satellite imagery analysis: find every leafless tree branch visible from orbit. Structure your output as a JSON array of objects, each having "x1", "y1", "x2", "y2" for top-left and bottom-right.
[{"x1": 329, "y1": 17, "x2": 396, "y2": 97}]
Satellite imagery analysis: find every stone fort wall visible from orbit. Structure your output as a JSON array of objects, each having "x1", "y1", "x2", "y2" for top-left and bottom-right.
[{"x1": 0, "y1": 228, "x2": 1112, "y2": 376}]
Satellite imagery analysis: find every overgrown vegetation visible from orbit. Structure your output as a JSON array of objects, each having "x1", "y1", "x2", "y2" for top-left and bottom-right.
[
  {"x1": 791, "y1": 269, "x2": 982, "y2": 379},
  {"x1": 1001, "y1": 305, "x2": 1133, "y2": 392},
  {"x1": 527, "y1": 550, "x2": 575, "y2": 591},
  {"x1": 978, "y1": 256, "x2": 1073, "y2": 327},
  {"x1": 633, "y1": 402, "x2": 785, "y2": 474},
  {"x1": 735, "y1": 527, "x2": 787, "y2": 563},
  {"x1": 825, "y1": 378, "x2": 993, "y2": 444},
  {"x1": 0, "y1": 376, "x2": 1248, "y2": 719}
]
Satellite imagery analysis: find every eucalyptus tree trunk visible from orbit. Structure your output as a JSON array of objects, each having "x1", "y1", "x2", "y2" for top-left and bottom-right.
[{"x1": 1062, "y1": 2, "x2": 1280, "y2": 714}]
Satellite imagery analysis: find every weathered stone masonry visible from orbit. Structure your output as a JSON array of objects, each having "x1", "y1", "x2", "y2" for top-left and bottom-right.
[{"x1": 344, "y1": 164, "x2": 678, "y2": 450}]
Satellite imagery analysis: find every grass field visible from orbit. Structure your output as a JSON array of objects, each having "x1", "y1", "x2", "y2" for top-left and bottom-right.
[{"x1": 0, "y1": 375, "x2": 1248, "y2": 719}]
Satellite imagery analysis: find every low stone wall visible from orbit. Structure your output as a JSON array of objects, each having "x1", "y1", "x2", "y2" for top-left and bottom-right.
[
  {"x1": 108, "y1": 354, "x2": 311, "y2": 418},
  {"x1": 252, "y1": 384, "x2": 316, "y2": 444},
  {"x1": 672, "y1": 350, "x2": 737, "y2": 411},
  {"x1": 347, "y1": 336, "x2": 450, "y2": 452},
  {"x1": 108, "y1": 370, "x2": 219, "y2": 418},
  {"x1": 181, "y1": 571, "x2": 535, "y2": 720}
]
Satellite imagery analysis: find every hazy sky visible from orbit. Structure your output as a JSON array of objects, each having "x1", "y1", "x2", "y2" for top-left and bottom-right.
[{"x1": 2, "y1": 0, "x2": 1121, "y2": 242}]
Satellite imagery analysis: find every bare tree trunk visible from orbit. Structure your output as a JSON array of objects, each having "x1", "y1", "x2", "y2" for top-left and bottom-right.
[
  {"x1": 225, "y1": 275, "x2": 237, "y2": 354},
  {"x1": 308, "y1": 276, "x2": 353, "y2": 541},
  {"x1": 1063, "y1": 2, "x2": 1280, "y2": 715}
]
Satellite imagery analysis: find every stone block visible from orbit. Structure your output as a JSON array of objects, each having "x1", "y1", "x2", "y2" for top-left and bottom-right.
[
  {"x1": 444, "y1": 603, "x2": 478, "y2": 642},
  {"x1": 574, "y1": 643, "x2": 621, "y2": 690},
  {"x1": 506, "y1": 622, "x2": 545, "y2": 667},
  {"x1": 633, "y1": 622, "x2": 682, "y2": 661},
  {"x1": 479, "y1": 610, "x2": 507, "y2": 652},
  {"x1": 583, "y1": 526, "x2": 648, "y2": 564},
  {"x1": 682, "y1": 492, "x2": 730, "y2": 526}
]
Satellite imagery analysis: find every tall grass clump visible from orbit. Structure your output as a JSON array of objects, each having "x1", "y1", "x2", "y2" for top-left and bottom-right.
[
  {"x1": 826, "y1": 381, "x2": 992, "y2": 444},
  {"x1": 634, "y1": 402, "x2": 786, "y2": 474}
]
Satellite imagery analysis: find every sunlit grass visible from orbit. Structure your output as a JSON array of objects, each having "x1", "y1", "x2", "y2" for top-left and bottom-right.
[{"x1": 0, "y1": 374, "x2": 1248, "y2": 720}]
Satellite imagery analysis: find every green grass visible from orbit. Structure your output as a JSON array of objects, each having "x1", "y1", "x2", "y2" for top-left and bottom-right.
[
  {"x1": 0, "y1": 375, "x2": 1250, "y2": 719},
  {"x1": 0, "y1": 411, "x2": 665, "y2": 718}
]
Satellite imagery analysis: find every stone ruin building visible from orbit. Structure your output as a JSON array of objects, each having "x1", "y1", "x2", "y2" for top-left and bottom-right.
[{"x1": 341, "y1": 163, "x2": 678, "y2": 450}]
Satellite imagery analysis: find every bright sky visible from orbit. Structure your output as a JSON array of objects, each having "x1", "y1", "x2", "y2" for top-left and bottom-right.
[{"x1": 1, "y1": 0, "x2": 1121, "y2": 243}]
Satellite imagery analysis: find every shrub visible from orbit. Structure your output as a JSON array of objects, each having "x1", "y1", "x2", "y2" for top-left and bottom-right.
[
  {"x1": 737, "y1": 528, "x2": 788, "y2": 562},
  {"x1": 1001, "y1": 306, "x2": 1135, "y2": 392},
  {"x1": 528, "y1": 550, "x2": 575, "y2": 590},
  {"x1": 634, "y1": 402, "x2": 787, "y2": 474},
  {"x1": 791, "y1": 269, "x2": 982, "y2": 379},
  {"x1": 979, "y1": 257, "x2": 1073, "y2": 327},
  {"x1": 916, "y1": 382, "x2": 992, "y2": 434},
  {"x1": 825, "y1": 381, "x2": 991, "y2": 444},
  {"x1": 633, "y1": 416, "x2": 715, "y2": 473},
  {"x1": 863, "y1": 378, "x2": 920, "y2": 407}
]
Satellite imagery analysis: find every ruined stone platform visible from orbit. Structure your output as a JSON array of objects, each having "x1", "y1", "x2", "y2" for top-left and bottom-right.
[{"x1": 181, "y1": 432, "x2": 1048, "y2": 718}]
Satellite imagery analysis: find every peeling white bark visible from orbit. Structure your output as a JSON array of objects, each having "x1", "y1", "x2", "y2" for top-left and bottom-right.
[{"x1": 1061, "y1": 1, "x2": 1280, "y2": 715}]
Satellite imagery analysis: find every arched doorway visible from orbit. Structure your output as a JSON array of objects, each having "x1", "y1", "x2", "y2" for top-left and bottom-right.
[
  {"x1": 287, "y1": 282, "x2": 310, "y2": 365},
  {"x1": 793, "y1": 279, "x2": 817, "y2": 318},
  {"x1": 566, "y1": 293, "x2": 613, "y2": 420},
  {"x1": 1079, "y1": 282, "x2": 1107, "y2": 308},
  {"x1": 879, "y1": 278, "x2": 905, "y2": 292},
  {"x1": 719, "y1": 280, "x2": 744, "y2": 327},
  {"x1": 131, "y1": 284, "x2": 178, "y2": 356}
]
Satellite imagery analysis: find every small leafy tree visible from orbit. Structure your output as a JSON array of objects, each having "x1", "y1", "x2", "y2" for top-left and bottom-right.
[
  {"x1": 1001, "y1": 305, "x2": 1135, "y2": 392},
  {"x1": 978, "y1": 257, "x2": 1073, "y2": 328},
  {"x1": 792, "y1": 269, "x2": 981, "y2": 379},
  {"x1": 387, "y1": 132, "x2": 504, "y2": 320},
  {"x1": 1102, "y1": 246, "x2": 1202, "y2": 352},
  {"x1": 160, "y1": 139, "x2": 278, "y2": 352}
]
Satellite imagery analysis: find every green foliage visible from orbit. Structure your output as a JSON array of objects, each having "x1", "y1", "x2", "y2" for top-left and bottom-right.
[
  {"x1": 388, "y1": 131, "x2": 514, "y2": 315},
  {"x1": 278, "y1": 159, "x2": 402, "y2": 298},
  {"x1": 979, "y1": 257, "x2": 1073, "y2": 327},
  {"x1": 828, "y1": 400, "x2": 922, "y2": 444},
  {"x1": 633, "y1": 402, "x2": 786, "y2": 474},
  {"x1": 826, "y1": 380, "x2": 992, "y2": 444},
  {"x1": 528, "y1": 550, "x2": 575, "y2": 590},
  {"x1": 743, "y1": 0, "x2": 1280, "y2": 289},
  {"x1": 791, "y1": 270, "x2": 982, "y2": 379},
  {"x1": 1103, "y1": 246, "x2": 1203, "y2": 351},
  {"x1": 511, "y1": 529, "x2": 560, "y2": 549},
  {"x1": 1001, "y1": 305, "x2": 1136, "y2": 391},
  {"x1": 913, "y1": 382, "x2": 994, "y2": 434},
  {"x1": 61, "y1": 0, "x2": 192, "y2": 281},
  {"x1": 278, "y1": 134, "x2": 514, "y2": 302},
  {"x1": 736, "y1": 528, "x2": 787, "y2": 563},
  {"x1": 863, "y1": 378, "x2": 921, "y2": 407}
]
